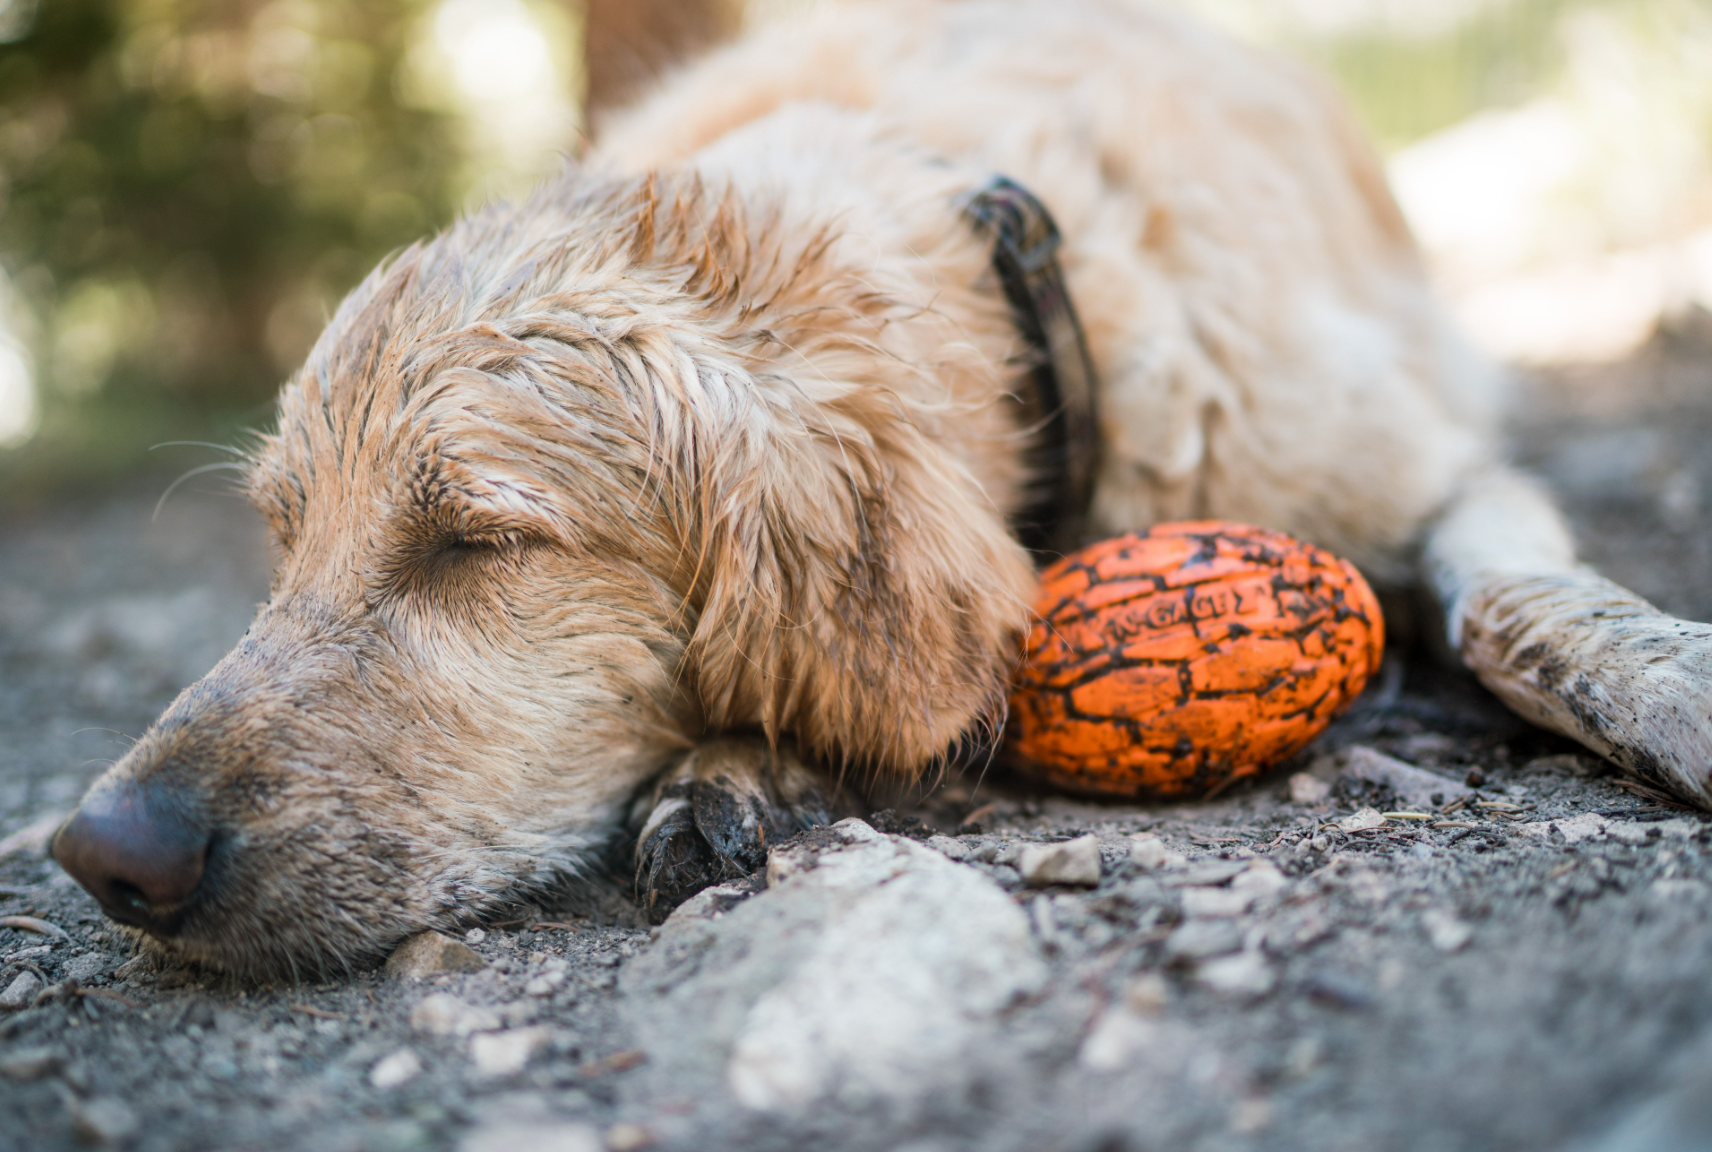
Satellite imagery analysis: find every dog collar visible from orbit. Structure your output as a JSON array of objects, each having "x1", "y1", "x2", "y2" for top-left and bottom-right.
[{"x1": 961, "y1": 176, "x2": 1101, "y2": 561}]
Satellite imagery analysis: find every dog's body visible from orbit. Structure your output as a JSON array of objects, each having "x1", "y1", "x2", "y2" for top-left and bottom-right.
[{"x1": 52, "y1": 0, "x2": 1712, "y2": 977}]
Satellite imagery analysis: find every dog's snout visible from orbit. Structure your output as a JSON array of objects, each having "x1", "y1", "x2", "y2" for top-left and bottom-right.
[{"x1": 52, "y1": 782, "x2": 210, "y2": 931}]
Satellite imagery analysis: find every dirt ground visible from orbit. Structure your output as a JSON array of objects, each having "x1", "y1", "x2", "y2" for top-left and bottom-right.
[{"x1": 4, "y1": 327, "x2": 1712, "y2": 1152}]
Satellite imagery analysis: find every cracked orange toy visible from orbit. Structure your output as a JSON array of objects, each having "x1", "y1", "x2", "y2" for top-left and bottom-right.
[{"x1": 1009, "y1": 522, "x2": 1384, "y2": 799}]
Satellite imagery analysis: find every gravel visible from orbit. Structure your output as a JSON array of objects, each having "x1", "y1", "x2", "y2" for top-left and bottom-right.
[{"x1": 4, "y1": 335, "x2": 1712, "y2": 1149}]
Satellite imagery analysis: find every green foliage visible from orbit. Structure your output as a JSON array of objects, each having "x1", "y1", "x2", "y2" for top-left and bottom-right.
[{"x1": 0, "y1": 0, "x2": 468, "y2": 489}]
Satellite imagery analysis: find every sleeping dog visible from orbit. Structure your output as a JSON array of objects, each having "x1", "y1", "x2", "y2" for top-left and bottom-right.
[{"x1": 52, "y1": 0, "x2": 1712, "y2": 978}]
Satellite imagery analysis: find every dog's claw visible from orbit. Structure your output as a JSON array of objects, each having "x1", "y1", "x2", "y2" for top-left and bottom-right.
[{"x1": 635, "y1": 778, "x2": 784, "y2": 922}]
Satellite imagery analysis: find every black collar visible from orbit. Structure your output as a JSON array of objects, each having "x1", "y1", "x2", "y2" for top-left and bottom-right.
[{"x1": 961, "y1": 176, "x2": 1101, "y2": 561}]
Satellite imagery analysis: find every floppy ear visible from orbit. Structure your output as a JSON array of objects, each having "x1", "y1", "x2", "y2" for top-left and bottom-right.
[{"x1": 676, "y1": 360, "x2": 1036, "y2": 779}]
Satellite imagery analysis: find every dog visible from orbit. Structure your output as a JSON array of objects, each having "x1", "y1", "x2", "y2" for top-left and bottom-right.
[{"x1": 50, "y1": 0, "x2": 1712, "y2": 979}]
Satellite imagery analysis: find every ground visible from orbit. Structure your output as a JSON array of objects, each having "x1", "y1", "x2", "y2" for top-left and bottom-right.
[{"x1": 3, "y1": 328, "x2": 1712, "y2": 1152}]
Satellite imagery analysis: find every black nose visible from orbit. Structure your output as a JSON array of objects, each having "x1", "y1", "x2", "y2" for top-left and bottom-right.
[{"x1": 52, "y1": 781, "x2": 209, "y2": 932}]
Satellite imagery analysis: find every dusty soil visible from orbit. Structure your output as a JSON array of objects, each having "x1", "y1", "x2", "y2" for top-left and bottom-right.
[{"x1": 3, "y1": 329, "x2": 1712, "y2": 1152}]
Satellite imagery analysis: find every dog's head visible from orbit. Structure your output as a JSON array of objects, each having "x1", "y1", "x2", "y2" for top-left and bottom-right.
[{"x1": 50, "y1": 171, "x2": 1034, "y2": 978}]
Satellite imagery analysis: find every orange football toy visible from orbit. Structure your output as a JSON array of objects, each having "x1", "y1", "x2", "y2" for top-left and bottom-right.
[{"x1": 1008, "y1": 521, "x2": 1383, "y2": 799}]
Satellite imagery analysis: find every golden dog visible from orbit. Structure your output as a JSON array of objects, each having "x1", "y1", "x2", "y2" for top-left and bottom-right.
[{"x1": 53, "y1": 0, "x2": 1712, "y2": 978}]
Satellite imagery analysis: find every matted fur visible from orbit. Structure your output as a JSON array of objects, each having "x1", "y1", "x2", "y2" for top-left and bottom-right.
[{"x1": 63, "y1": 0, "x2": 1712, "y2": 978}]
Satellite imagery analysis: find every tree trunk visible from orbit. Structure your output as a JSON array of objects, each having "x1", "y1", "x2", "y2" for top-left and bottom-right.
[{"x1": 583, "y1": 0, "x2": 740, "y2": 124}]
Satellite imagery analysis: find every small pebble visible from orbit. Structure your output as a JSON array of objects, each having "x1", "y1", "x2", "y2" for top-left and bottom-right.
[
  {"x1": 1129, "y1": 834, "x2": 1185, "y2": 870},
  {"x1": 1337, "y1": 808, "x2": 1387, "y2": 833},
  {"x1": 1305, "y1": 970, "x2": 1373, "y2": 1011},
  {"x1": 469, "y1": 1026, "x2": 551, "y2": 1077},
  {"x1": 410, "y1": 993, "x2": 501, "y2": 1037},
  {"x1": 1197, "y1": 950, "x2": 1275, "y2": 998},
  {"x1": 1164, "y1": 919, "x2": 1242, "y2": 962},
  {"x1": 370, "y1": 1047, "x2": 423, "y2": 1089},
  {"x1": 386, "y1": 931, "x2": 487, "y2": 981},
  {"x1": 1122, "y1": 971, "x2": 1170, "y2": 1014},
  {"x1": 1181, "y1": 887, "x2": 1253, "y2": 918},
  {"x1": 112, "y1": 956, "x2": 151, "y2": 982},
  {"x1": 464, "y1": 928, "x2": 487, "y2": 945},
  {"x1": 0, "y1": 969, "x2": 42, "y2": 1010},
  {"x1": 1018, "y1": 835, "x2": 1102, "y2": 887},
  {"x1": 1421, "y1": 908, "x2": 1474, "y2": 953},
  {"x1": 459, "y1": 1119, "x2": 602, "y2": 1152},
  {"x1": 605, "y1": 1122, "x2": 658, "y2": 1151},
  {"x1": 0, "y1": 1045, "x2": 61, "y2": 1081},
  {"x1": 68, "y1": 1096, "x2": 138, "y2": 1147},
  {"x1": 1288, "y1": 773, "x2": 1331, "y2": 805},
  {"x1": 924, "y1": 834, "x2": 971, "y2": 861}
]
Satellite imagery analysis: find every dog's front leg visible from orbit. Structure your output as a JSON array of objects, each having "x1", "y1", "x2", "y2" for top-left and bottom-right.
[
  {"x1": 1428, "y1": 467, "x2": 1712, "y2": 808},
  {"x1": 628, "y1": 735, "x2": 848, "y2": 921}
]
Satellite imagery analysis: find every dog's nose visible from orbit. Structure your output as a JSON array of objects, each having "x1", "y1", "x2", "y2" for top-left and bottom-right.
[{"x1": 52, "y1": 781, "x2": 209, "y2": 931}]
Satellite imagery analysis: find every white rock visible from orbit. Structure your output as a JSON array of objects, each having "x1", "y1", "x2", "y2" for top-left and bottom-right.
[
  {"x1": 1338, "y1": 746, "x2": 1472, "y2": 808},
  {"x1": 1515, "y1": 812, "x2": 1608, "y2": 843},
  {"x1": 1079, "y1": 1007, "x2": 1163, "y2": 1071},
  {"x1": 1196, "y1": 950, "x2": 1275, "y2": 998},
  {"x1": 0, "y1": 970, "x2": 42, "y2": 1010},
  {"x1": 1017, "y1": 835, "x2": 1102, "y2": 887},
  {"x1": 369, "y1": 1048, "x2": 423, "y2": 1089},
  {"x1": 1164, "y1": 918, "x2": 1243, "y2": 961},
  {"x1": 1180, "y1": 887, "x2": 1254, "y2": 918},
  {"x1": 1121, "y1": 971, "x2": 1170, "y2": 1014},
  {"x1": 460, "y1": 1120, "x2": 602, "y2": 1152},
  {"x1": 470, "y1": 1026, "x2": 551, "y2": 1077},
  {"x1": 1420, "y1": 908, "x2": 1474, "y2": 953},
  {"x1": 1607, "y1": 818, "x2": 1701, "y2": 845},
  {"x1": 464, "y1": 928, "x2": 487, "y2": 945},
  {"x1": 1232, "y1": 863, "x2": 1288, "y2": 899},
  {"x1": 69, "y1": 1097, "x2": 137, "y2": 1146},
  {"x1": 525, "y1": 957, "x2": 569, "y2": 998},
  {"x1": 924, "y1": 835, "x2": 971, "y2": 861},
  {"x1": 1337, "y1": 807, "x2": 1388, "y2": 832},
  {"x1": 0, "y1": 1046, "x2": 60, "y2": 1080},
  {"x1": 1128, "y1": 834, "x2": 1184, "y2": 870},
  {"x1": 1288, "y1": 773, "x2": 1332, "y2": 805},
  {"x1": 410, "y1": 993, "x2": 501, "y2": 1037},
  {"x1": 632, "y1": 818, "x2": 1047, "y2": 1115}
]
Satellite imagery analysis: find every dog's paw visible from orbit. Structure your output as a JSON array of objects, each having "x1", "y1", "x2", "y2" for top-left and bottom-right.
[
  {"x1": 634, "y1": 778, "x2": 774, "y2": 919},
  {"x1": 630, "y1": 737, "x2": 842, "y2": 922}
]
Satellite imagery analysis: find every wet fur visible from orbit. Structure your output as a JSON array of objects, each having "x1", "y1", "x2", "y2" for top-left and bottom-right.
[{"x1": 79, "y1": 0, "x2": 1712, "y2": 978}]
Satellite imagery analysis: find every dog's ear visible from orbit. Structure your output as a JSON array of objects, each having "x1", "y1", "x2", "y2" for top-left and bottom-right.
[{"x1": 675, "y1": 361, "x2": 1036, "y2": 779}]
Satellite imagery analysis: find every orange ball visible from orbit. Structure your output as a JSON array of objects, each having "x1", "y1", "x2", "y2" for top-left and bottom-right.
[{"x1": 1008, "y1": 521, "x2": 1383, "y2": 799}]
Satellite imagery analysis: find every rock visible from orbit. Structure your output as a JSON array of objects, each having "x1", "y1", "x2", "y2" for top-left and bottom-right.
[
  {"x1": 1304, "y1": 970, "x2": 1373, "y2": 1011},
  {"x1": 61, "y1": 953, "x2": 108, "y2": 984},
  {"x1": 1165, "y1": 859, "x2": 1248, "y2": 888},
  {"x1": 1018, "y1": 835, "x2": 1103, "y2": 887},
  {"x1": 525, "y1": 959, "x2": 569, "y2": 998},
  {"x1": 112, "y1": 956, "x2": 151, "y2": 982},
  {"x1": 1180, "y1": 887, "x2": 1254, "y2": 918},
  {"x1": 1164, "y1": 919, "x2": 1243, "y2": 962},
  {"x1": 1338, "y1": 746, "x2": 1472, "y2": 809},
  {"x1": 1079, "y1": 1007, "x2": 1163, "y2": 1071},
  {"x1": 410, "y1": 993, "x2": 501, "y2": 1037},
  {"x1": 1606, "y1": 818, "x2": 1701, "y2": 845},
  {"x1": 68, "y1": 1096, "x2": 138, "y2": 1146},
  {"x1": 1232, "y1": 863, "x2": 1287, "y2": 899},
  {"x1": 1128, "y1": 834, "x2": 1185, "y2": 870},
  {"x1": 470, "y1": 1026, "x2": 551, "y2": 1078},
  {"x1": 1288, "y1": 772, "x2": 1332, "y2": 805},
  {"x1": 0, "y1": 1045, "x2": 61, "y2": 1080},
  {"x1": 1421, "y1": 908, "x2": 1474, "y2": 953},
  {"x1": 604, "y1": 1122, "x2": 658, "y2": 1151},
  {"x1": 0, "y1": 970, "x2": 42, "y2": 1010},
  {"x1": 924, "y1": 835, "x2": 971, "y2": 861},
  {"x1": 464, "y1": 928, "x2": 487, "y2": 945},
  {"x1": 1197, "y1": 950, "x2": 1275, "y2": 998},
  {"x1": 369, "y1": 1048, "x2": 423, "y2": 1089},
  {"x1": 460, "y1": 1120, "x2": 602, "y2": 1152},
  {"x1": 1337, "y1": 807, "x2": 1388, "y2": 832},
  {"x1": 624, "y1": 818, "x2": 1048, "y2": 1114},
  {"x1": 386, "y1": 931, "x2": 486, "y2": 980},
  {"x1": 1122, "y1": 971, "x2": 1170, "y2": 1014}
]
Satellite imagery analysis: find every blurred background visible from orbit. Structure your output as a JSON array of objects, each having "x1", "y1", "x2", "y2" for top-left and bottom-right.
[{"x1": 0, "y1": 0, "x2": 1710, "y2": 500}]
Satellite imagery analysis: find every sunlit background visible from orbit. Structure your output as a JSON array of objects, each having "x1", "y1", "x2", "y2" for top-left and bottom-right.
[{"x1": 1, "y1": 0, "x2": 1710, "y2": 495}]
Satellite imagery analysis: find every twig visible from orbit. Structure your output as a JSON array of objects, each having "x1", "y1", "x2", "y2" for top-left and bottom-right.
[
  {"x1": 578, "y1": 1049, "x2": 647, "y2": 1078},
  {"x1": 1381, "y1": 812, "x2": 1435, "y2": 821},
  {"x1": 290, "y1": 1004, "x2": 347, "y2": 1021},
  {"x1": 1432, "y1": 821, "x2": 1477, "y2": 830},
  {"x1": 0, "y1": 917, "x2": 70, "y2": 941}
]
